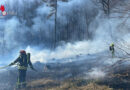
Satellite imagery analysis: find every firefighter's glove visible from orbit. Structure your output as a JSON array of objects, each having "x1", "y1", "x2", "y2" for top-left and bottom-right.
[
  {"x1": 30, "y1": 66, "x2": 34, "y2": 69},
  {"x1": 31, "y1": 67, "x2": 37, "y2": 72},
  {"x1": 30, "y1": 66, "x2": 35, "y2": 70}
]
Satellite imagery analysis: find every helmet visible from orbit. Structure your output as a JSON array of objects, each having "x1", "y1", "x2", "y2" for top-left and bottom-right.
[
  {"x1": 20, "y1": 50, "x2": 26, "y2": 54},
  {"x1": 111, "y1": 43, "x2": 114, "y2": 46}
]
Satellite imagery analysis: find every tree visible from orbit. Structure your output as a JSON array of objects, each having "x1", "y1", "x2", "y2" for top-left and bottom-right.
[
  {"x1": 46, "y1": 0, "x2": 69, "y2": 48},
  {"x1": 92, "y1": 0, "x2": 111, "y2": 16},
  {"x1": 101, "y1": 0, "x2": 110, "y2": 15}
]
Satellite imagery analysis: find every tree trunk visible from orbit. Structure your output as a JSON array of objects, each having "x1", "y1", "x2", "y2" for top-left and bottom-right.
[{"x1": 54, "y1": 0, "x2": 57, "y2": 48}]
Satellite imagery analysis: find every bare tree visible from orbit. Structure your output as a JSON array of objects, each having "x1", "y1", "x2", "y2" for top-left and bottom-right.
[
  {"x1": 0, "y1": 28, "x2": 6, "y2": 55},
  {"x1": 46, "y1": 0, "x2": 69, "y2": 48},
  {"x1": 93, "y1": 0, "x2": 130, "y2": 56},
  {"x1": 54, "y1": 0, "x2": 58, "y2": 48},
  {"x1": 92, "y1": 0, "x2": 111, "y2": 16},
  {"x1": 101, "y1": 0, "x2": 110, "y2": 15}
]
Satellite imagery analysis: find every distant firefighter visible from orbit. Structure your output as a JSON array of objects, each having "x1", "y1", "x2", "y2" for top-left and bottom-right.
[
  {"x1": 109, "y1": 43, "x2": 115, "y2": 58},
  {"x1": 9, "y1": 50, "x2": 35, "y2": 89}
]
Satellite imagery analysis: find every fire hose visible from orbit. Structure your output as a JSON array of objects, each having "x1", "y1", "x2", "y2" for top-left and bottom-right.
[
  {"x1": 0, "y1": 64, "x2": 37, "y2": 72},
  {"x1": 0, "y1": 65, "x2": 10, "y2": 69}
]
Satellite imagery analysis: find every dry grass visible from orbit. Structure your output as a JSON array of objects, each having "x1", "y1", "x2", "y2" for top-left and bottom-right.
[
  {"x1": 52, "y1": 81, "x2": 113, "y2": 90},
  {"x1": 21, "y1": 79, "x2": 113, "y2": 90}
]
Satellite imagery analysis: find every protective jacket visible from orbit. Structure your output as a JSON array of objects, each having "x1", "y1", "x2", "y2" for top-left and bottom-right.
[
  {"x1": 10, "y1": 53, "x2": 34, "y2": 70},
  {"x1": 109, "y1": 43, "x2": 114, "y2": 51},
  {"x1": 9, "y1": 53, "x2": 34, "y2": 89}
]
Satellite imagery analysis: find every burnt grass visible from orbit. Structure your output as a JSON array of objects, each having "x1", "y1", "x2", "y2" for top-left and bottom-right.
[
  {"x1": 0, "y1": 57, "x2": 130, "y2": 90},
  {"x1": 25, "y1": 58, "x2": 130, "y2": 90}
]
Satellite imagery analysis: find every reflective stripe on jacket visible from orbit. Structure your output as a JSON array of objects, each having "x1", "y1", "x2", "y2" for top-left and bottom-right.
[{"x1": 18, "y1": 66, "x2": 27, "y2": 70}]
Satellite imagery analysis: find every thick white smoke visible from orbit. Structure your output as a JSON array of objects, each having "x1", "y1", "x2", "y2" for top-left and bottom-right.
[
  {"x1": 0, "y1": 0, "x2": 129, "y2": 65},
  {"x1": 25, "y1": 39, "x2": 108, "y2": 63},
  {"x1": 86, "y1": 68, "x2": 106, "y2": 79},
  {"x1": 0, "y1": 0, "x2": 98, "y2": 63}
]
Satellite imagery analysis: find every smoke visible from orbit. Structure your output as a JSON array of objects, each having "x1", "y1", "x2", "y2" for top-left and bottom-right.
[
  {"x1": 0, "y1": 0, "x2": 129, "y2": 64},
  {"x1": 0, "y1": 0, "x2": 130, "y2": 90},
  {"x1": 0, "y1": 0, "x2": 97, "y2": 62},
  {"x1": 0, "y1": 0, "x2": 98, "y2": 48},
  {"x1": 86, "y1": 68, "x2": 106, "y2": 79},
  {"x1": 25, "y1": 39, "x2": 108, "y2": 63},
  {"x1": 25, "y1": 35, "x2": 129, "y2": 64}
]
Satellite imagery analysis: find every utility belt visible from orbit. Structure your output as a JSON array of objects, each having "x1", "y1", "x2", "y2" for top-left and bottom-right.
[
  {"x1": 18, "y1": 66, "x2": 27, "y2": 70},
  {"x1": 17, "y1": 81, "x2": 26, "y2": 85}
]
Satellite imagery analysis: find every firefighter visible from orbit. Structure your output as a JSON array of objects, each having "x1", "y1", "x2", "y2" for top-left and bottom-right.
[
  {"x1": 109, "y1": 43, "x2": 115, "y2": 58},
  {"x1": 9, "y1": 50, "x2": 35, "y2": 89}
]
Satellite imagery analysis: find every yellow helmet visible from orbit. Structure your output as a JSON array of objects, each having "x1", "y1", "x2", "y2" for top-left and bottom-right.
[{"x1": 110, "y1": 43, "x2": 114, "y2": 46}]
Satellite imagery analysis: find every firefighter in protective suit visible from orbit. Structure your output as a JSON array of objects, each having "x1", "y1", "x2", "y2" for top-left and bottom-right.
[
  {"x1": 9, "y1": 50, "x2": 35, "y2": 89},
  {"x1": 109, "y1": 43, "x2": 115, "y2": 58}
]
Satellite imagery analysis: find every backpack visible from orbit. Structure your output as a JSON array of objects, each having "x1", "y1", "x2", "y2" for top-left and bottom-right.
[
  {"x1": 27, "y1": 53, "x2": 31, "y2": 64},
  {"x1": 109, "y1": 46, "x2": 112, "y2": 51}
]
